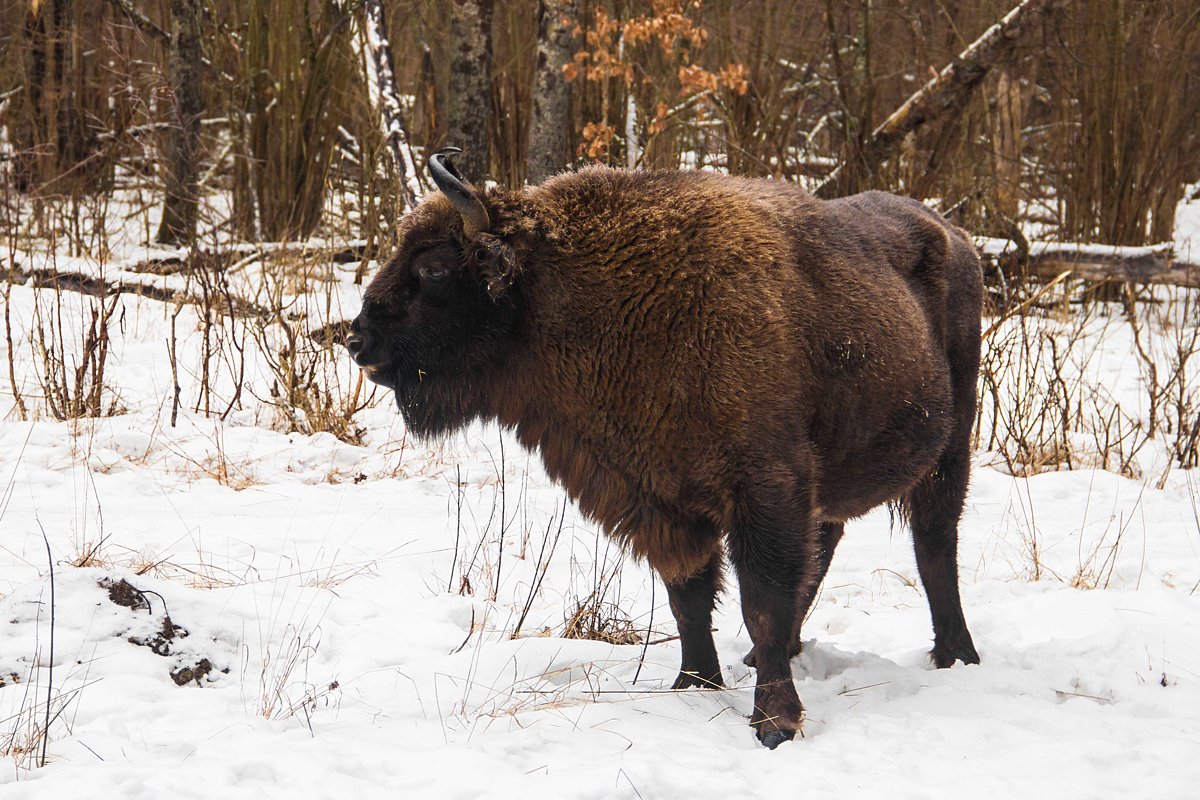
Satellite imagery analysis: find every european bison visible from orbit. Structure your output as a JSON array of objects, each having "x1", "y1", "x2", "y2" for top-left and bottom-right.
[{"x1": 348, "y1": 149, "x2": 982, "y2": 748}]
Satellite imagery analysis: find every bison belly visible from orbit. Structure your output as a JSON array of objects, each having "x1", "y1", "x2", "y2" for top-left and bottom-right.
[{"x1": 803, "y1": 290, "x2": 957, "y2": 521}]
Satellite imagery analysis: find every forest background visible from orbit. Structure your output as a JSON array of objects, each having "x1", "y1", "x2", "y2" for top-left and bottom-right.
[{"x1": 3, "y1": 0, "x2": 1197, "y2": 260}]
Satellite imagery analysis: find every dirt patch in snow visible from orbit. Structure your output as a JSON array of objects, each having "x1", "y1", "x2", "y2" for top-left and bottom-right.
[{"x1": 98, "y1": 577, "x2": 222, "y2": 686}]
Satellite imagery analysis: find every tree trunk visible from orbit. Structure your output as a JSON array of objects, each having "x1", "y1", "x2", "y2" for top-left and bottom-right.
[
  {"x1": 527, "y1": 0, "x2": 575, "y2": 184},
  {"x1": 1150, "y1": 180, "x2": 1185, "y2": 245},
  {"x1": 360, "y1": 0, "x2": 424, "y2": 211},
  {"x1": 15, "y1": 0, "x2": 106, "y2": 194},
  {"x1": 414, "y1": 45, "x2": 440, "y2": 151},
  {"x1": 12, "y1": 1, "x2": 53, "y2": 193},
  {"x1": 816, "y1": 0, "x2": 1062, "y2": 199},
  {"x1": 990, "y1": 69, "x2": 1023, "y2": 222},
  {"x1": 155, "y1": 0, "x2": 204, "y2": 245},
  {"x1": 447, "y1": 0, "x2": 494, "y2": 180}
]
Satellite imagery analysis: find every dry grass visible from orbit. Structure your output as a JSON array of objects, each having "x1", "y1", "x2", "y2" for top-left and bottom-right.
[
  {"x1": 304, "y1": 559, "x2": 379, "y2": 590},
  {"x1": 561, "y1": 537, "x2": 643, "y2": 646},
  {"x1": 249, "y1": 617, "x2": 339, "y2": 724},
  {"x1": 562, "y1": 595, "x2": 643, "y2": 646},
  {"x1": 0, "y1": 680, "x2": 87, "y2": 770},
  {"x1": 67, "y1": 533, "x2": 114, "y2": 570},
  {"x1": 245, "y1": 251, "x2": 379, "y2": 447},
  {"x1": 978, "y1": 279, "x2": 1200, "y2": 480},
  {"x1": 155, "y1": 424, "x2": 260, "y2": 491}
]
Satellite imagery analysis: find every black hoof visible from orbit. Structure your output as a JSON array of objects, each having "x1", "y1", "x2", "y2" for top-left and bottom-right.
[
  {"x1": 931, "y1": 637, "x2": 980, "y2": 669},
  {"x1": 758, "y1": 729, "x2": 794, "y2": 750}
]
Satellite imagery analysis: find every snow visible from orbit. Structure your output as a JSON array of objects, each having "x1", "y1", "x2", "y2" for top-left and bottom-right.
[
  {"x1": 2, "y1": 198, "x2": 1200, "y2": 796},
  {"x1": 1175, "y1": 185, "x2": 1200, "y2": 263}
]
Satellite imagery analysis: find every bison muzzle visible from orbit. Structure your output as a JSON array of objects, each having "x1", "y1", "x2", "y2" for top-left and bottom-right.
[{"x1": 349, "y1": 149, "x2": 982, "y2": 748}]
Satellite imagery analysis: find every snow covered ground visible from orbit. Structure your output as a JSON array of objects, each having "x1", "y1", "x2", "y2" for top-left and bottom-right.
[{"x1": 2, "y1": 199, "x2": 1200, "y2": 797}]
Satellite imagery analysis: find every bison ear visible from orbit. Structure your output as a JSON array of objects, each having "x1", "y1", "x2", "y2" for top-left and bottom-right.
[{"x1": 468, "y1": 232, "x2": 523, "y2": 300}]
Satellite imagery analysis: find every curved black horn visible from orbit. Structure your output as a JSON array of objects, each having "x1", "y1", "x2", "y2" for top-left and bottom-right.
[{"x1": 428, "y1": 147, "x2": 490, "y2": 238}]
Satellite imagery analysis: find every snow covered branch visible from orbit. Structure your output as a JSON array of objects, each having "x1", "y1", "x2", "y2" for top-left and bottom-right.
[{"x1": 357, "y1": 0, "x2": 425, "y2": 211}]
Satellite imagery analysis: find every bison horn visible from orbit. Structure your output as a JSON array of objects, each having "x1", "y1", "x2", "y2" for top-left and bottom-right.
[{"x1": 428, "y1": 147, "x2": 490, "y2": 239}]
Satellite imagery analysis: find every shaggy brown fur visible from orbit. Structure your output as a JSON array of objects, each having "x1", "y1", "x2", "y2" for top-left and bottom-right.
[{"x1": 349, "y1": 165, "x2": 982, "y2": 748}]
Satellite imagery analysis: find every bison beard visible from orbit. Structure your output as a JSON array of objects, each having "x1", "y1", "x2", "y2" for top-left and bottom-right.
[{"x1": 348, "y1": 154, "x2": 983, "y2": 748}]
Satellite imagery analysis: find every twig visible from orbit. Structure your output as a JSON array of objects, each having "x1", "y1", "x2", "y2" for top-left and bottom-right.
[
  {"x1": 511, "y1": 503, "x2": 566, "y2": 638},
  {"x1": 982, "y1": 270, "x2": 1072, "y2": 340},
  {"x1": 449, "y1": 465, "x2": 462, "y2": 593},
  {"x1": 38, "y1": 520, "x2": 55, "y2": 769},
  {"x1": 167, "y1": 302, "x2": 182, "y2": 427},
  {"x1": 493, "y1": 436, "x2": 506, "y2": 602},
  {"x1": 631, "y1": 577, "x2": 655, "y2": 685},
  {"x1": 643, "y1": 633, "x2": 682, "y2": 646},
  {"x1": 450, "y1": 608, "x2": 477, "y2": 656},
  {"x1": 107, "y1": 0, "x2": 169, "y2": 41},
  {"x1": 837, "y1": 680, "x2": 891, "y2": 695}
]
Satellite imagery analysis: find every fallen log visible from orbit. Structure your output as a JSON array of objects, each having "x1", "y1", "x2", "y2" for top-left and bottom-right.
[
  {"x1": 975, "y1": 237, "x2": 1200, "y2": 290},
  {"x1": 7, "y1": 262, "x2": 270, "y2": 319}
]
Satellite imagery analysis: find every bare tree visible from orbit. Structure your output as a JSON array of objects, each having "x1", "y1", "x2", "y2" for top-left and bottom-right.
[
  {"x1": 527, "y1": 0, "x2": 575, "y2": 184},
  {"x1": 1045, "y1": 0, "x2": 1200, "y2": 245},
  {"x1": 7, "y1": 0, "x2": 1195, "y2": 257},
  {"x1": 359, "y1": 0, "x2": 424, "y2": 211},
  {"x1": 155, "y1": 0, "x2": 204, "y2": 245},
  {"x1": 990, "y1": 69, "x2": 1025, "y2": 224},
  {"x1": 14, "y1": 0, "x2": 109, "y2": 194},
  {"x1": 816, "y1": 0, "x2": 1062, "y2": 199},
  {"x1": 447, "y1": 0, "x2": 494, "y2": 179}
]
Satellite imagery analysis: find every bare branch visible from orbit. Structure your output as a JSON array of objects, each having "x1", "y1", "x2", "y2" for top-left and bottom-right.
[
  {"x1": 816, "y1": 0, "x2": 1064, "y2": 199},
  {"x1": 107, "y1": 0, "x2": 169, "y2": 41}
]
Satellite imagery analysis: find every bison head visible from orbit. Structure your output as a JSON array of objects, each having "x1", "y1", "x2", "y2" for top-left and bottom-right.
[{"x1": 347, "y1": 149, "x2": 527, "y2": 437}]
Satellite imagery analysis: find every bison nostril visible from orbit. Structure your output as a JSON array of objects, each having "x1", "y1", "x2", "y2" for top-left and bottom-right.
[{"x1": 346, "y1": 332, "x2": 366, "y2": 356}]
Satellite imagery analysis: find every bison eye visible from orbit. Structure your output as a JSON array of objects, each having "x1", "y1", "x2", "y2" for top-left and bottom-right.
[
  {"x1": 473, "y1": 248, "x2": 487, "y2": 263},
  {"x1": 420, "y1": 266, "x2": 448, "y2": 281}
]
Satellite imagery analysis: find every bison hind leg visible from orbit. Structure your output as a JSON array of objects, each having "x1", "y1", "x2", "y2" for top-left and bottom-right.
[{"x1": 904, "y1": 435, "x2": 980, "y2": 669}]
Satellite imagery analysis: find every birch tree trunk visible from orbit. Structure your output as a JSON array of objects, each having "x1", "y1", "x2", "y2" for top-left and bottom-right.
[
  {"x1": 359, "y1": 0, "x2": 424, "y2": 211},
  {"x1": 155, "y1": 0, "x2": 204, "y2": 245},
  {"x1": 447, "y1": 0, "x2": 494, "y2": 180},
  {"x1": 527, "y1": 0, "x2": 574, "y2": 184},
  {"x1": 619, "y1": 33, "x2": 640, "y2": 170}
]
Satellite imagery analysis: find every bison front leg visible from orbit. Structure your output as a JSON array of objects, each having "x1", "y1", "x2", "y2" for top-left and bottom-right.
[
  {"x1": 729, "y1": 484, "x2": 815, "y2": 749},
  {"x1": 664, "y1": 551, "x2": 724, "y2": 690},
  {"x1": 734, "y1": 563, "x2": 805, "y2": 748},
  {"x1": 743, "y1": 521, "x2": 844, "y2": 669}
]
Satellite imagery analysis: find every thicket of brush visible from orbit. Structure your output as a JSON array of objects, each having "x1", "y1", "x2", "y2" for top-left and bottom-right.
[{"x1": 1, "y1": 1, "x2": 1196, "y2": 251}]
